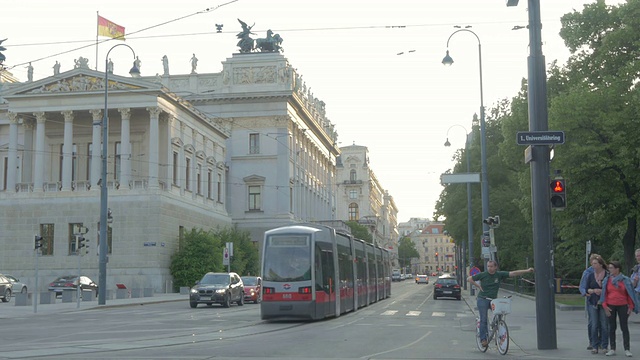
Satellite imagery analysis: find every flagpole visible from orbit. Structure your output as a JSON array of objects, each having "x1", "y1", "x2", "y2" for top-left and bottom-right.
[{"x1": 96, "y1": 11, "x2": 99, "y2": 70}]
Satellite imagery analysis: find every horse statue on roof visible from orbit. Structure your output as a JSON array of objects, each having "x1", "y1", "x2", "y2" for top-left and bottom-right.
[{"x1": 255, "y1": 29, "x2": 283, "y2": 53}]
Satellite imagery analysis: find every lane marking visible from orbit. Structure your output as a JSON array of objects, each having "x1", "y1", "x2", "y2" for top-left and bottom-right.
[
  {"x1": 406, "y1": 311, "x2": 421, "y2": 316},
  {"x1": 432, "y1": 312, "x2": 446, "y2": 317},
  {"x1": 381, "y1": 310, "x2": 398, "y2": 316}
]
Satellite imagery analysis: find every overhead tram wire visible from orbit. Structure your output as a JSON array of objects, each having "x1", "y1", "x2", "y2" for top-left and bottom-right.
[{"x1": 5, "y1": 0, "x2": 239, "y2": 70}]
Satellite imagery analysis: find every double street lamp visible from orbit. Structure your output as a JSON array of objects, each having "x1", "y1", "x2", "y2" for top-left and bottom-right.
[
  {"x1": 442, "y1": 28, "x2": 491, "y2": 261},
  {"x1": 98, "y1": 44, "x2": 140, "y2": 305},
  {"x1": 444, "y1": 124, "x2": 473, "y2": 294}
]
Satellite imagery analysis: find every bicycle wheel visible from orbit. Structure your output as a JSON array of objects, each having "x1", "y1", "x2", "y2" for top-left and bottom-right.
[
  {"x1": 496, "y1": 319, "x2": 509, "y2": 355},
  {"x1": 475, "y1": 318, "x2": 488, "y2": 352}
]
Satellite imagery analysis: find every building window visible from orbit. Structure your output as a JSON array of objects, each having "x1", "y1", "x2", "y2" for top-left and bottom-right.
[
  {"x1": 197, "y1": 164, "x2": 202, "y2": 195},
  {"x1": 207, "y1": 169, "x2": 213, "y2": 199},
  {"x1": 40, "y1": 224, "x2": 54, "y2": 256},
  {"x1": 249, "y1": 133, "x2": 260, "y2": 154},
  {"x1": 172, "y1": 152, "x2": 179, "y2": 185},
  {"x1": 59, "y1": 144, "x2": 78, "y2": 181},
  {"x1": 248, "y1": 185, "x2": 261, "y2": 210},
  {"x1": 87, "y1": 143, "x2": 92, "y2": 181},
  {"x1": 69, "y1": 223, "x2": 85, "y2": 255},
  {"x1": 350, "y1": 169, "x2": 357, "y2": 181},
  {"x1": 348, "y1": 203, "x2": 359, "y2": 221},
  {"x1": 97, "y1": 222, "x2": 113, "y2": 254},
  {"x1": 185, "y1": 157, "x2": 191, "y2": 190},
  {"x1": 217, "y1": 173, "x2": 223, "y2": 202},
  {"x1": 349, "y1": 189, "x2": 358, "y2": 199},
  {"x1": 114, "y1": 142, "x2": 121, "y2": 180}
]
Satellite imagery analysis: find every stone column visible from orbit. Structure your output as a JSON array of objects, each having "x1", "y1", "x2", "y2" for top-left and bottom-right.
[
  {"x1": 89, "y1": 109, "x2": 103, "y2": 189},
  {"x1": 22, "y1": 120, "x2": 35, "y2": 183},
  {"x1": 179, "y1": 121, "x2": 185, "y2": 195},
  {"x1": 33, "y1": 112, "x2": 47, "y2": 192},
  {"x1": 164, "y1": 116, "x2": 174, "y2": 188},
  {"x1": 6, "y1": 113, "x2": 19, "y2": 192},
  {"x1": 118, "y1": 108, "x2": 132, "y2": 188},
  {"x1": 192, "y1": 129, "x2": 198, "y2": 200},
  {"x1": 61, "y1": 110, "x2": 74, "y2": 191},
  {"x1": 147, "y1": 107, "x2": 161, "y2": 189}
]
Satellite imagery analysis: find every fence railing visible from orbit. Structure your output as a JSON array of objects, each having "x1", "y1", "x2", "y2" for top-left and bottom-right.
[{"x1": 500, "y1": 277, "x2": 581, "y2": 295}]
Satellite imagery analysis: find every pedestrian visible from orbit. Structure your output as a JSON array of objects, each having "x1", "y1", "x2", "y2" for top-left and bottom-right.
[
  {"x1": 468, "y1": 260, "x2": 534, "y2": 348},
  {"x1": 600, "y1": 260, "x2": 639, "y2": 357},
  {"x1": 580, "y1": 254, "x2": 599, "y2": 351},
  {"x1": 630, "y1": 248, "x2": 640, "y2": 302},
  {"x1": 583, "y1": 254, "x2": 609, "y2": 354}
]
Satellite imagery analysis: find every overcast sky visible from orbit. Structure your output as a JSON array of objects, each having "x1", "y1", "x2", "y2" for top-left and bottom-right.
[{"x1": 2, "y1": 0, "x2": 623, "y2": 223}]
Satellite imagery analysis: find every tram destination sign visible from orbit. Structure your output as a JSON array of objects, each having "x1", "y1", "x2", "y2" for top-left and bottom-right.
[{"x1": 516, "y1": 131, "x2": 565, "y2": 145}]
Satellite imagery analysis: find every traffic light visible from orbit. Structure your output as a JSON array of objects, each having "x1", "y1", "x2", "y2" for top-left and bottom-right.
[
  {"x1": 35, "y1": 235, "x2": 43, "y2": 249},
  {"x1": 77, "y1": 235, "x2": 87, "y2": 251},
  {"x1": 435, "y1": 252, "x2": 439, "y2": 259},
  {"x1": 550, "y1": 178, "x2": 566, "y2": 210}
]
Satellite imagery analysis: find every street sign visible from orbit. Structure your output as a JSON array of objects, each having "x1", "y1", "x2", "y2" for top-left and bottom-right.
[
  {"x1": 470, "y1": 266, "x2": 481, "y2": 276},
  {"x1": 223, "y1": 247, "x2": 229, "y2": 266},
  {"x1": 516, "y1": 131, "x2": 565, "y2": 145},
  {"x1": 440, "y1": 173, "x2": 480, "y2": 185}
]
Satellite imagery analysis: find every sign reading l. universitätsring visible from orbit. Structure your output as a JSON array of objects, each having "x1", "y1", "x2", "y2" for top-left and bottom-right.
[{"x1": 516, "y1": 131, "x2": 565, "y2": 145}]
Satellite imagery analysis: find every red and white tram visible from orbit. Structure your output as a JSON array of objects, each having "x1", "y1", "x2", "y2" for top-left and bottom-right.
[{"x1": 260, "y1": 223, "x2": 391, "y2": 321}]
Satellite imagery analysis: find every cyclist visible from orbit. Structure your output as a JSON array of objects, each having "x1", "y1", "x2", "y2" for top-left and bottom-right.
[{"x1": 468, "y1": 260, "x2": 534, "y2": 347}]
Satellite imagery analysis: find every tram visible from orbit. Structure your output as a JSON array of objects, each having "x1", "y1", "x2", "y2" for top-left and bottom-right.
[{"x1": 260, "y1": 223, "x2": 391, "y2": 321}]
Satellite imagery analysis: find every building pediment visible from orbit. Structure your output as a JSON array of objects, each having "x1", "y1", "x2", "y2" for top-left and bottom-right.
[
  {"x1": 243, "y1": 175, "x2": 265, "y2": 183},
  {"x1": 2, "y1": 68, "x2": 158, "y2": 98}
]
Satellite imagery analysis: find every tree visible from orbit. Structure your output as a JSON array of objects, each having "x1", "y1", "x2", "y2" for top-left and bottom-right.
[
  {"x1": 346, "y1": 221, "x2": 373, "y2": 243},
  {"x1": 398, "y1": 237, "x2": 419, "y2": 270}
]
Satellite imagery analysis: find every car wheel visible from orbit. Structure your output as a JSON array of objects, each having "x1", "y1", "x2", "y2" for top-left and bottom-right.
[
  {"x1": 2, "y1": 289, "x2": 11, "y2": 303},
  {"x1": 190, "y1": 301, "x2": 198, "y2": 308},
  {"x1": 223, "y1": 294, "x2": 231, "y2": 308},
  {"x1": 238, "y1": 293, "x2": 244, "y2": 306}
]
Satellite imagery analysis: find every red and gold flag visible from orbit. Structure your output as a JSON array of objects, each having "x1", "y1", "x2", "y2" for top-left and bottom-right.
[{"x1": 98, "y1": 15, "x2": 125, "y2": 40}]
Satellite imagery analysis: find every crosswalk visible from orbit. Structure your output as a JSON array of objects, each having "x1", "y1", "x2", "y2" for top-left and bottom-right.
[{"x1": 380, "y1": 309, "x2": 473, "y2": 318}]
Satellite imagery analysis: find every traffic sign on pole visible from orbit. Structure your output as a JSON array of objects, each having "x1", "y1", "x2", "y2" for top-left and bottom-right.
[
  {"x1": 222, "y1": 247, "x2": 229, "y2": 266},
  {"x1": 516, "y1": 131, "x2": 565, "y2": 145}
]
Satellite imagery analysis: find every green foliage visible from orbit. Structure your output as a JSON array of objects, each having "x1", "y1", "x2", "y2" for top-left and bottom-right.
[
  {"x1": 435, "y1": 0, "x2": 640, "y2": 277},
  {"x1": 398, "y1": 237, "x2": 420, "y2": 269},
  {"x1": 346, "y1": 221, "x2": 373, "y2": 243},
  {"x1": 170, "y1": 227, "x2": 259, "y2": 289}
]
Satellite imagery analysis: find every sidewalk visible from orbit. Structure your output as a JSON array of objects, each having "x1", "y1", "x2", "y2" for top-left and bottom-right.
[
  {"x1": 463, "y1": 289, "x2": 640, "y2": 359},
  {"x1": 0, "y1": 292, "x2": 186, "y2": 319}
]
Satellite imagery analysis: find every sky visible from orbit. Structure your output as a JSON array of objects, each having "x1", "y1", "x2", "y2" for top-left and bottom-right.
[{"x1": 2, "y1": 0, "x2": 624, "y2": 223}]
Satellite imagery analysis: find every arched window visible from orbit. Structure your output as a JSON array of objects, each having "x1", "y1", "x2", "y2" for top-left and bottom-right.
[
  {"x1": 350, "y1": 169, "x2": 357, "y2": 181},
  {"x1": 348, "y1": 203, "x2": 359, "y2": 221}
]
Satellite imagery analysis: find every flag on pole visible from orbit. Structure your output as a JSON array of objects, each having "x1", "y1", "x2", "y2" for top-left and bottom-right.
[{"x1": 97, "y1": 15, "x2": 125, "y2": 40}]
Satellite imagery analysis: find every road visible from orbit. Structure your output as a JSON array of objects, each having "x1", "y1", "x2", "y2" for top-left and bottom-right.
[{"x1": 2, "y1": 280, "x2": 621, "y2": 359}]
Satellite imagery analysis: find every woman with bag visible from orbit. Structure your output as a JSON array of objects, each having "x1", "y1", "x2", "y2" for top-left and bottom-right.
[
  {"x1": 600, "y1": 260, "x2": 640, "y2": 357},
  {"x1": 584, "y1": 254, "x2": 609, "y2": 354}
]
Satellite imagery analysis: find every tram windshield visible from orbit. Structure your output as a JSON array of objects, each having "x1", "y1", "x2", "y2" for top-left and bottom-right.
[{"x1": 263, "y1": 234, "x2": 311, "y2": 282}]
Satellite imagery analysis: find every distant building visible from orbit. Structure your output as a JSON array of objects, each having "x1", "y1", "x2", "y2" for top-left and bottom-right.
[
  {"x1": 335, "y1": 143, "x2": 398, "y2": 265},
  {"x1": 406, "y1": 222, "x2": 457, "y2": 275}
]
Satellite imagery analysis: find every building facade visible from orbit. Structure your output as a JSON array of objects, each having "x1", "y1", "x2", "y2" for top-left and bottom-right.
[
  {"x1": 406, "y1": 222, "x2": 457, "y2": 275},
  {"x1": 0, "y1": 51, "x2": 341, "y2": 292}
]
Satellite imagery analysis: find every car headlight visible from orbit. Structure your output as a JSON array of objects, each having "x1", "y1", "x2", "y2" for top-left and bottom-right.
[
  {"x1": 190, "y1": 288, "x2": 198, "y2": 294},
  {"x1": 216, "y1": 289, "x2": 226, "y2": 294},
  {"x1": 250, "y1": 290, "x2": 255, "y2": 295}
]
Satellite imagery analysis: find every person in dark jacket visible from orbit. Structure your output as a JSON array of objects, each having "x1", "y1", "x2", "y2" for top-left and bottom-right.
[{"x1": 583, "y1": 254, "x2": 608, "y2": 354}]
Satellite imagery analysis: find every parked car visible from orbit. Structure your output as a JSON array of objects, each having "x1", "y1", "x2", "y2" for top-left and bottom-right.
[
  {"x1": 433, "y1": 276, "x2": 461, "y2": 300},
  {"x1": 241, "y1": 276, "x2": 262, "y2": 303},
  {"x1": 0, "y1": 274, "x2": 13, "y2": 303},
  {"x1": 48, "y1": 275, "x2": 98, "y2": 297},
  {"x1": 5, "y1": 275, "x2": 27, "y2": 294},
  {"x1": 190, "y1": 272, "x2": 244, "y2": 308},
  {"x1": 415, "y1": 274, "x2": 429, "y2": 284},
  {"x1": 405, "y1": 274, "x2": 413, "y2": 281}
]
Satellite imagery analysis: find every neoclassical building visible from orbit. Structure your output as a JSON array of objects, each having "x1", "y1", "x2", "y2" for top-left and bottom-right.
[{"x1": 0, "y1": 50, "x2": 340, "y2": 292}]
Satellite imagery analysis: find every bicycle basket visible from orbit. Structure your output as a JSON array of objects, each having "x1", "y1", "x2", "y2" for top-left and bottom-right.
[{"x1": 491, "y1": 298, "x2": 511, "y2": 315}]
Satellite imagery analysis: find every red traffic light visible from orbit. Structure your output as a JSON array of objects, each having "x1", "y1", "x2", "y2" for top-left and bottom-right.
[{"x1": 551, "y1": 179, "x2": 565, "y2": 193}]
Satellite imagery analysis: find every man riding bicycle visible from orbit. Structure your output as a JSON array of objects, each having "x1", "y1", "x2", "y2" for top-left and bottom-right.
[{"x1": 468, "y1": 260, "x2": 534, "y2": 347}]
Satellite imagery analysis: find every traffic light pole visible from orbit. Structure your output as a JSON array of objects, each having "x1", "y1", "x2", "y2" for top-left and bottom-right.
[
  {"x1": 77, "y1": 235, "x2": 82, "y2": 309},
  {"x1": 526, "y1": 0, "x2": 557, "y2": 349},
  {"x1": 34, "y1": 242, "x2": 39, "y2": 314}
]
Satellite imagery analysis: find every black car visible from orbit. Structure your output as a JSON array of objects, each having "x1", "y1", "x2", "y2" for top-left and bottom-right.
[
  {"x1": 48, "y1": 275, "x2": 98, "y2": 297},
  {"x1": 190, "y1": 272, "x2": 244, "y2": 308},
  {"x1": 0, "y1": 274, "x2": 13, "y2": 303},
  {"x1": 433, "y1": 277, "x2": 461, "y2": 300}
]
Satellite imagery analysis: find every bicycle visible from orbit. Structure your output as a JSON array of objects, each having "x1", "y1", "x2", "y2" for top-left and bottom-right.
[{"x1": 475, "y1": 295, "x2": 512, "y2": 355}]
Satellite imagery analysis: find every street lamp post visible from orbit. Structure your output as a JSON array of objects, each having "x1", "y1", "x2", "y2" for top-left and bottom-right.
[
  {"x1": 442, "y1": 29, "x2": 491, "y2": 263},
  {"x1": 444, "y1": 124, "x2": 473, "y2": 294},
  {"x1": 98, "y1": 44, "x2": 140, "y2": 305}
]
